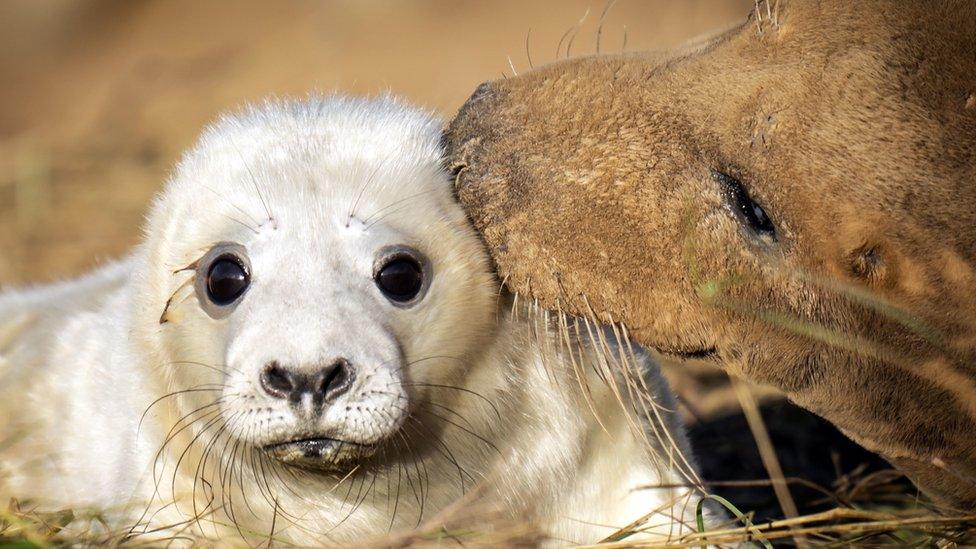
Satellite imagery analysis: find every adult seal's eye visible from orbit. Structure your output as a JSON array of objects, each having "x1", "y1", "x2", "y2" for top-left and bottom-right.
[
  {"x1": 207, "y1": 256, "x2": 250, "y2": 305},
  {"x1": 374, "y1": 247, "x2": 429, "y2": 305},
  {"x1": 713, "y1": 171, "x2": 777, "y2": 239}
]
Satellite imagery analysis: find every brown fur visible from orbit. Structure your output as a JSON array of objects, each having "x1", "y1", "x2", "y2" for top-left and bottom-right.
[{"x1": 445, "y1": 0, "x2": 976, "y2": 508}]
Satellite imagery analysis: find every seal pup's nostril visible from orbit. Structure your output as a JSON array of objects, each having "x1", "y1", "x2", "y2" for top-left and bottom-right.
[
  {"x1": 260, "y1": 361, "x2": 295, "y2": 399},
  {"x1": 260, "y1": 359, "x2": 354, "y2": 407},
  {"x1": 316, "y1": 358, "x2": 354, "y2": 402}
]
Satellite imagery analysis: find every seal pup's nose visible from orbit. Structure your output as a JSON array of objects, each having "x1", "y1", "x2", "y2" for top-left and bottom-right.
[{"x1": 260, "y1": 359, "x2": 354, "y2": 409}]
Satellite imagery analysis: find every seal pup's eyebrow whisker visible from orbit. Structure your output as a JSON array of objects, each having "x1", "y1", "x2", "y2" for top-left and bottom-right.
[
  {"x1": 361, "y1": 188, "x2": 439, "y2": 227},
  {"x1": 199, "y1": 185, "x2": 262, "y2": 234},
  {"x1": 347, "y1": 148, "x2": 399, "y2": 225},
  {"x1": 220, "y1": 214, "x2": 261, "y2": 236},
  {"x1": 230, "y1": 143, "x2": 274, "y2": 224}
]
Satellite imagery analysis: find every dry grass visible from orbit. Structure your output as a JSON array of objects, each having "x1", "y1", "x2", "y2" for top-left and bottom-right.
[{"x1": 2, "y1": 478, "x2": 973, "y2": 547}]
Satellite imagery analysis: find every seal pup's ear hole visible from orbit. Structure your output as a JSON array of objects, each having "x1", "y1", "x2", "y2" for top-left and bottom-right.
[
  {"x1": 712, "y1": 170, "x2": 777, "y2": 242},
  {"x1": 194, "y1": 242, "x2": 252, "y2": 319},
  {"x1": 373, "y1": 245, "x2": 431, "y2": 307}
]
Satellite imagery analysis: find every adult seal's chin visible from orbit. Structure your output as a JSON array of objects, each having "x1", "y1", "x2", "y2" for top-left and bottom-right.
[{"x1": 264, "y1": 437, "x2": 377, "y2": 472}]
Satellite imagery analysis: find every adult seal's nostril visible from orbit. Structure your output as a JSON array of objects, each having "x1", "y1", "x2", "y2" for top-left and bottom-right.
[{"x1": 316, "y1": 358, "x2": 354, "y2": 402}]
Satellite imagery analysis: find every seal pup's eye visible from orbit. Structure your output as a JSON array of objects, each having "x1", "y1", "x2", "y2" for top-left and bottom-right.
[
  {"x1": 207, "y1": 256, "x2": 249, "y2": 305},
  {"x1": 194, "y1": 242, "x2": 251, "y2": 318},
  {"x1": 373, "y1": 246, "x2": 430, "y2": 306},
  {"x1": 713, "y1": 171, "x2": 777, "y2": 240}
]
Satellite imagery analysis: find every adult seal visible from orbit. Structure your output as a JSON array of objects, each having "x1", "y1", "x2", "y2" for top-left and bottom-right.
[
  {"x1": 445, "y1": 0, "x2": 976, "y2": 508},
  {"x1": 0, "y1": 96, "x2": 706, "y2": 544}
]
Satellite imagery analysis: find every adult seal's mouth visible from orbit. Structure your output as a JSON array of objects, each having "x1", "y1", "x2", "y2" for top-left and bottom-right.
[
  {"x1": 264, "y1": 437, "x2": 376, "y2": 472},
  {"x1": 653, "y1": 345, "x2": 719, "y2": 361}
]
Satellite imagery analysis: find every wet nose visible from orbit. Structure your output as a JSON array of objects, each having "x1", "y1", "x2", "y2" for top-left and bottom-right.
[{"x1": 260, "y1": 359, "x2": 354, "y2": 406}]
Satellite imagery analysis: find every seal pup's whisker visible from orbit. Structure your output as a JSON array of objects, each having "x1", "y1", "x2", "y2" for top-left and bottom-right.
[
  {"x1": 164, "y1": 359, "x2": 242, "y2": 377},
  {"x1": 138, "y1": 385, "x2": 227, "y2": 434},
  {"x1": 191, "y1": 411, "x2": 240, "y2": 528}
]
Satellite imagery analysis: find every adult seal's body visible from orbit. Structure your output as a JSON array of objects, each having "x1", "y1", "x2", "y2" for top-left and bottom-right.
[
  {"x1": 0, "y1": 97, "x2": 704, "y2": 544},
  {"x1": 445, "y1": 0, "x2": 976, "y2": 508}
]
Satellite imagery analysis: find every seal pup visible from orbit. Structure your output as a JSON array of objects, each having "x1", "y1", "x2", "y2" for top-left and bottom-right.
[
  {"x1": 0, "y1": 96, "x2": 706, "y2": 544},
  {"x1": 445, "y1": 0, "x2": 976, "y2": 507}
]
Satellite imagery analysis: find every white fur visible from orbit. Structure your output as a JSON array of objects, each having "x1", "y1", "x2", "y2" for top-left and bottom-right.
[{"x1": 0, "y1": 96, "x2": 705, "y2": 545}]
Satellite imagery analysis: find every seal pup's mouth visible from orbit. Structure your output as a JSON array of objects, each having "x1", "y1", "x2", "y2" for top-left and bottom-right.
[{"x1": 264, "y1": 436, "x2": 377, "y2": 472}]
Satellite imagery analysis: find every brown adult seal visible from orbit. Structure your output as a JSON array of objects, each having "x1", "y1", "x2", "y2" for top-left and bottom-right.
[{"x1": 445, "y1": 0, "x2": 976, "y2": 508}]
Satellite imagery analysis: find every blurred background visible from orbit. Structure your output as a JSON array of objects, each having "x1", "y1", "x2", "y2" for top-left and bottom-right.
[
  {"x1": 0, "y1": 0, "x2": 751, "y2": 286},
  {"x1": 0, "y1": 0, "x2": 904, "y2": 522}
]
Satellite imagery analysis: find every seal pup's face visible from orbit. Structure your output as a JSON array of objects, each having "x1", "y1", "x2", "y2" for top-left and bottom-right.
[{"x1": 144, "y1": 97, "x2": 496, "y2": 474}]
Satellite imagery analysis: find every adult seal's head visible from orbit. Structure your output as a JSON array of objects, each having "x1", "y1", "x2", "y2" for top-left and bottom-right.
[{"x1": 445, "y1": 0, "x2": 976, "y2": 507}]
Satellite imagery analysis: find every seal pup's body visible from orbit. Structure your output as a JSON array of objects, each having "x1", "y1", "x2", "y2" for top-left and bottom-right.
[{"x1": 0, "y1": 97, "x2": 702, "y2": 544}]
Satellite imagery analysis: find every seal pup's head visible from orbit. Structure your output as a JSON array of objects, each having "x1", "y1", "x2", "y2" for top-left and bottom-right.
[{"x1": 138, "y1": 96, "x2": 497, "y2": 474}]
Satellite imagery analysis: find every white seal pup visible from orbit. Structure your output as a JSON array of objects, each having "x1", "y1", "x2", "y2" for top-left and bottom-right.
[{"x1": 0, "y1": 96, "x2": 706, "y2": 545}]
